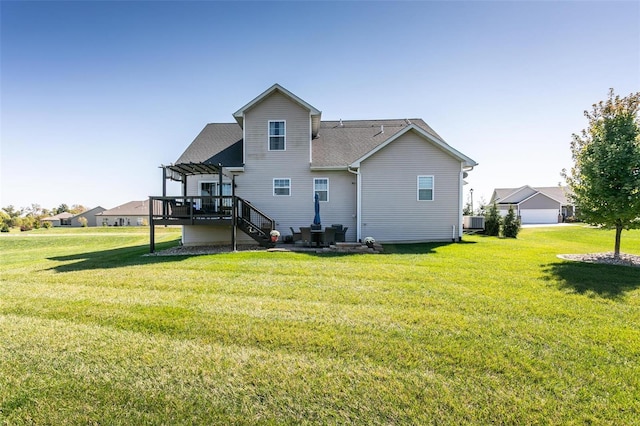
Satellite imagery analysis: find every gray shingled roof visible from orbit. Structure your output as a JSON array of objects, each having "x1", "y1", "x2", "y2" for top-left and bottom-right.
[
  {"x1": 311, "y1": 119, "x2": 444, "y2": 168},
  {"x1": 493, "y1": 186, "x2": 572, "y2": 205},
  {"x1": 41, "y1": 212, "x2": 74, "y2": 221},
  {"x1": 175, "y1": 123, "x2": 243, "y2": 167},
  {"x1": 174, "y1": 118, "x2": 458, "y2": 169}
]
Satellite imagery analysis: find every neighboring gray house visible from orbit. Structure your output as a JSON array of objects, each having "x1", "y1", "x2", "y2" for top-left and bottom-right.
[
  {"x1": 69, "y1": 206, "x2": 106, "y2": 227},
  {"x1": 153, "y1": 84, "x2": 478, "y2": 247},
  {"x1": 490, "y1": 185, "x2": 574, "y2": 224},
  {"x1": 96, "y1": 200, "x2": 158, "y2": 226},
  {"x1": 41, "y1": 212, "x2": 73, "y2": 227}
]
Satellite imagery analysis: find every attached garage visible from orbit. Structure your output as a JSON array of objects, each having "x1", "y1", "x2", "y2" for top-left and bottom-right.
[
  {"x1": 520, "y1": 208, "x2": 559, "y2": 224},
  {"x1": 491, "y1": 186, "x2": 572, "y2": 225}
]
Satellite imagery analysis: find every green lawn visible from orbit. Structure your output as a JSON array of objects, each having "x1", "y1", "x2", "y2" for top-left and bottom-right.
[{"x1": 1, "y1": 225, "x2": 639, "y2": 424}]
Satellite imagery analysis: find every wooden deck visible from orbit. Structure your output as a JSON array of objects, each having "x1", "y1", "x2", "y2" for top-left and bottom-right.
[
  {"x1": 149, "y1": 196, "x2": 234, "y2": 225},
  {"x1": 148, "y1": 195, "x2": 276, "y2": 252}
]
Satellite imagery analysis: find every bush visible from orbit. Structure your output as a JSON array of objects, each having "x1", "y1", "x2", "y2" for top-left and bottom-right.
[
  {"x1": 42, "y1": 221, "x2": 52, "y2": 229},
  {"x1": 78, "y1": 217, "x2": 88, "y2": 227},
  {"x1": 484, "y1": 202, "x2": 501, "y2": 236},
  {"x1": 502, "y1": 205, "x2": 521, "y2": 238},
  {"x1": 1, "y1": 223, "x2": 9, "y2": 232}
]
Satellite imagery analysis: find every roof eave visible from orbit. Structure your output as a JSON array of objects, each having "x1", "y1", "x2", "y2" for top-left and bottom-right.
[{"x1": 310, "y1": 165, "x2": 350, "y2": 171}]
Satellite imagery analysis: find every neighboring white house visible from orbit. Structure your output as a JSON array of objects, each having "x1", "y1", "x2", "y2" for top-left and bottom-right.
[
  {"x1": 158, "y1": 84, "x2": 478, "y2": 246},
  {"x1": 96, "y1": 200, "x2": 157, "y2": 226},
  {"x1": 490, "y1": 185, "x2": 574, "y2": 224}
]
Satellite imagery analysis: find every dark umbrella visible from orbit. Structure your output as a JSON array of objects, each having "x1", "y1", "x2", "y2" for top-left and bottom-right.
[{"x1": 313, "y1": 193, "x2": 321, "y2": 225}]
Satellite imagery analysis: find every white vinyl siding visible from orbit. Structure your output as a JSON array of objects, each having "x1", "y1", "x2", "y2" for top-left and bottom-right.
[
  {"x1": 235, "y1": 91, "x2": 320, "y2": 233},
  {"x1": 181, "y1": 91, "x2": 356, "y2": 245},
  {"x1": 360, "y1": 130, "x2": 462, "y2": 242},
  {"x1": 417, "y1": 175, "x2": 434, "y2": 201},
  {"x1": 314, "y1": 178, "x2": 329, "y2": 202},
  {"x1": 183, "y1": 225, "x2": 256, "y2": 246},
  {"x1": 268, "y1": 120, "x2": 286, "y2": 151},
  {"x1": 273, "y1": 178, "x2": 291, "y2": 196}
]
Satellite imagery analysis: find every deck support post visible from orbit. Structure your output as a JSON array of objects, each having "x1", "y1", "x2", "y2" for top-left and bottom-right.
[
  {"x1": 218, "y1": 163, "x2": 223, "y2": 211},
  {"x1": 232, "y1": 174, "x2": 237, "y2": 252},
  {"x1": 149, "y1": 197, "x2": 155, "y2": 253},
  {"x1": 161, "y1": 166, "x2": 167, "y2": 217}
]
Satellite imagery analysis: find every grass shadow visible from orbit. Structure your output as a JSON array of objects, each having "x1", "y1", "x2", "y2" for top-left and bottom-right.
[
  {"x1": 382, "y1": 240, "x2": 476, "y2": 255},
  {"x1": 542, "y1": 260, "x2": 640, "y2": 299},
  {"x1": 47, "y1": 239, "x2": 187, "y2": 272}
]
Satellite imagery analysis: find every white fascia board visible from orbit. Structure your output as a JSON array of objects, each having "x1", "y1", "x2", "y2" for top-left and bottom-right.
[
  {"x1": 349, "y1": 124, "x2": 478, "y2": 168},
  {"x1": 232, "y1": 83, "x2": 321, "y2": 128}
]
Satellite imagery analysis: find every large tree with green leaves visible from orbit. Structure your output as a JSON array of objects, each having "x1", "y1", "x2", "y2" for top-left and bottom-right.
[{"x1": 563, "y1": 89, "x2": 640, "y2": 257}]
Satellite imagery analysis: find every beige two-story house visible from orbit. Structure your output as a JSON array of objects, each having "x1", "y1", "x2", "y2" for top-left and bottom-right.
[{"x1": 151, "y1": 84, "x2": 477, "y2": 249}]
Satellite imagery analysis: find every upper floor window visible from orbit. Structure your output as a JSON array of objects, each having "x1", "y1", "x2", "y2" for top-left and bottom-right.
[
  {"x1": 269, "y1": 120, "x2": 286, "y2": 151},
  {"x1": 417, "y1": 175, "x2": 434, "y2": 201},
  {"x1": 314, "y1": 178, "x2": 329, "y2": 202},
  {"x1": 273, "y1": 178, "x2": 291, "y2": 196}
]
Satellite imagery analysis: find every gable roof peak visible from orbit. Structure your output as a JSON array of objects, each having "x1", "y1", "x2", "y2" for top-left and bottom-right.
[
  {"x1": 232, "y1": 83, "x2": 322, "y2": 136},
  {"x1": 349, "y1": 123, "x2": 477, "y2": 169}
]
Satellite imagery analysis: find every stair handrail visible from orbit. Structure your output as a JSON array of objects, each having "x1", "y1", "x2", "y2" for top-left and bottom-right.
[{"x1": 235, "y1": 196, "x2": 275, "y2": 239}]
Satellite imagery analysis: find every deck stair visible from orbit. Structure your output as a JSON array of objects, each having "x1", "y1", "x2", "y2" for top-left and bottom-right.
[{"x1": 235, "y1": 197, "x2": 276, "y2": 248}]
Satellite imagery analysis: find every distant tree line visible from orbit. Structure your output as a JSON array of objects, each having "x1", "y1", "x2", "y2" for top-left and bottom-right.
[{"x1": 1, "y1": 203, "x2": 87, "y2": 232}]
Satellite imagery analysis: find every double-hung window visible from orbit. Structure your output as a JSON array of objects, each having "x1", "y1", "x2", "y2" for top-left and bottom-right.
[
  {"x1": 417, "y1": 175, "x2": 434, "y2": 201},
  {"x1": 273, "y1": 178, "x2": 291, "y2": 196},
  {"x1": 314, "y1": 178, "x2": 329, "y2": 202},
  {"x1": 269, "y1": 120, "x2": 286, "y2": 151}
]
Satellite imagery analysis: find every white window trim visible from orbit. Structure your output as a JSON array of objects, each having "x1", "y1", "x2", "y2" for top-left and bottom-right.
[
  {"x1": 417, "y1": 175, "x2": 435, "y2": 201},
  {"x1": 268, "y1": 120, "x2": 286, "y2": 151},
  {"x1": 273, "y1": 178, "x2": 291, "y2": 196},
  {"x1": 313, "y1": 178, "x2": 329, "y2": 202}
]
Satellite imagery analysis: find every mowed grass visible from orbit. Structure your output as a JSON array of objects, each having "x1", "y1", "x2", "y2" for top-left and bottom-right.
[{"x1": 1, "y1": 225, "x2": 639, "y2": 424}]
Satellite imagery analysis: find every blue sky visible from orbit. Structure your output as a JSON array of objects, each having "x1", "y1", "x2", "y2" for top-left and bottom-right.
[{"x1": 1, "y1": 1, "x2": 639, "y2": 211}]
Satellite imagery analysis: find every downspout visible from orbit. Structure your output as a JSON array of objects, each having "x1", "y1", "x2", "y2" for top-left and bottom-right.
[
  {"x1": 458, "y1": 166, "x2": 464, "y2": 242},
  {"x1": 309, "y1": 115, "x2": 313, "y2": 164},
  {"x1": 348, "y1": 166, "x2": 361, "y2": 242}
]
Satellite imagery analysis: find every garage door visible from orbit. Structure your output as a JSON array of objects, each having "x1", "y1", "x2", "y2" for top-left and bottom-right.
[{"x1": 520, "y1": 209, "x2": 559, "y2": 224}]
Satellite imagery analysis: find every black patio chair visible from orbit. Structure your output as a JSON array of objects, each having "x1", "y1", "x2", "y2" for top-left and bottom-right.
[
  {"x1": 290, "y1": 227, "x2": 302, "y2": 242},
  {"x1": 335, "y1": 226, "x2": 348, "y2": 242},
  {"x1": 323, "y1": 227, "x2": 336, "y2": 246},
  {"x1": 300, "y1": 227, "x2": 311, "y2": 246}
]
